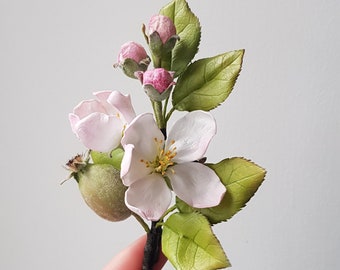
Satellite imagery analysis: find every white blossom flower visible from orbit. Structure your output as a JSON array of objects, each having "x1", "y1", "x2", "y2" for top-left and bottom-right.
[{"x1": 120, "y1": 110, "x2": 226, "y2": 221}]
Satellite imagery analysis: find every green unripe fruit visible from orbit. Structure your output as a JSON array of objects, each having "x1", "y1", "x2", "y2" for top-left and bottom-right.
[{"x1": 75, "y1": 163, "x2": 131, "y2": 222}]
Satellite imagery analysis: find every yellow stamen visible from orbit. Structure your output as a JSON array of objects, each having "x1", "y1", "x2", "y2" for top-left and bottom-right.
[{"x1": 139, "y1": 138, "x2": 177, "y2": 176}]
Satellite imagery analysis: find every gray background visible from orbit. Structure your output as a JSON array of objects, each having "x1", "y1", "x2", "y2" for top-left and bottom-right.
[{"x1": 1, "y1": 0, "x2": 339, "y2": 269}]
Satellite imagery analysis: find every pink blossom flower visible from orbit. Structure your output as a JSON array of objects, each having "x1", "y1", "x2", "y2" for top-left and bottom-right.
[
  {"x1": 117, "y1": 41, "x2": 148, "y2": 65},
  {"x1": 120, "y1": 111, "x2": 226, "y2": 221},
  {"x1": 148, "y1": 14, "x2": 176, "y2": 44},
  {"x1": 69, "y1": 91, "x2": 136, "y2": 152}
]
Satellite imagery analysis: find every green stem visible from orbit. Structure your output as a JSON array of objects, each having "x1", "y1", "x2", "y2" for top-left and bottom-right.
[
  {"x1": 165, "y1": 106, "x2": 175, "y2": 124},
  {"x1": 132, "y1": 213, "x2": 150, "y2": 233},
  {"x1": 163, "y1": 96, "x2": 170, "y2": 121},
  {"x1": 159, "y1": 204, "x2": 177, "y2": 221},
  {"x1": 151, "y1": 100, "x2": 166, "y2": 131},
  {"x1": 153, "y1": 56, "x2": 161, "y2": 68}
]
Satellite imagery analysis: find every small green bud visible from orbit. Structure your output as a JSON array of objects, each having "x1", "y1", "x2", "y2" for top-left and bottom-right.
[{"x1": 65, "y1": 155, "x2": 131, "y2": 222}]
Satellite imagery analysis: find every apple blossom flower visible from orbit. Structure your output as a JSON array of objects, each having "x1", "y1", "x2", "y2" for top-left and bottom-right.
[
  {"x1": 120, "y1": 110, "x2": 226, "y2": 221},
  {"x1": 148, "y1": 15, "x2": 176, "y2": 44},
  {"x1": 135, "y1": 68, "x2": 175, "y2": 101},
  {"x1": 69, "y1": 91, "x2": 136, "y2": 153}
]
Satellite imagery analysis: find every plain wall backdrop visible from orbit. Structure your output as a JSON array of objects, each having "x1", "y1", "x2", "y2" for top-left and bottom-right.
[{"x1": 1, "y1": 0, "x2": 339, "y2": 269}]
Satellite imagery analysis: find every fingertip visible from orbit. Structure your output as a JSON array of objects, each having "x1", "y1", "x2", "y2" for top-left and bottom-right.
[
  {"x1": 102, "y1": 235, "x2": 147, "y2": 270},
  {"x1": 103, "y1": 235, "x2": 168, "y2": 270}
]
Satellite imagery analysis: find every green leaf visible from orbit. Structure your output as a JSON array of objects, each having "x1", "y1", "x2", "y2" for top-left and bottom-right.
[
  {"x1": 90, "y1": 148, "x2": 124, "y2": 170},
  {"x1": 178, "y1": 158, "x2": 265, "y2": 224},
  {"x1": 172, "y1": 50, "x2": 244, "y2": 112},
  {"x1": 160, "y1": 0, "x2": 201, "y2": 76},
  {"x1": 162, "y1": 212, "x2": 230, "y2": 270}
]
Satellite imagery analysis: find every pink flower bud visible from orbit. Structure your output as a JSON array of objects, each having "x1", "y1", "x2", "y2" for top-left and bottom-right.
[
  {"x1": 138, "y1": 68, "x2": 175, "y2": 94},
  {"x1": 148, "y1": 15, "x2": 176, "y2": 44},
  {"x1": 117, "y1": 41, "x2": 148, "y2": 64}
]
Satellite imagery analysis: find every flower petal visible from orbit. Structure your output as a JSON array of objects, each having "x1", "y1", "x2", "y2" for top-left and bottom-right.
[
  {"x1": 122, "y1": 113, "x2": 164, "y2": 160},
  {"x1": 93, "y1": 91, "x2": 117, "y2": 115},
  {"x1": 69, "y1": 113, "x2": 80, "y2": 134},
  {"x1": 168, "y1": 162, "x2": 226, "y2": 208},
  {"x1": 106, "y1": 91, "x2": 136, "y2": 123},
  {"x1": 93, "y1": 90, "x2": 111, "y2": 102},
  {"x1": 125, "y1": 174, "x2": 172, "y2": 221},
  {"x1": 73, "y1": 99, "x2": 107, "y2": 119},
  {"x1": 167, "y1": 111, "x2": 217, "y2": 163},
  {"x1": 74, "y1": 112, "x2": 124, "y2": 152},
  {"x1": 120, "y1": 144, "x2": 153, "y2": 186}
]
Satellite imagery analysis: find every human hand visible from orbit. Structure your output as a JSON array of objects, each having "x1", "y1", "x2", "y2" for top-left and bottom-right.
[{"x1": 103, "y1": 235, "x2": 167, "y2": 270}]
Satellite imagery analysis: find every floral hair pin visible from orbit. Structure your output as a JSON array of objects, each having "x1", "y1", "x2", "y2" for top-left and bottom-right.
[{"x1": 63, "y1": 0, "x2": 266, "y2": 269}]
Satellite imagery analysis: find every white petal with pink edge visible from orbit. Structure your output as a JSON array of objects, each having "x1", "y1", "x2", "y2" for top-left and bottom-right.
[
  {"x1": 122, "y1": 113, "x2": 163, "y2": 160},
  {"x1": 120, "y1": 144, "x2": 153, "y2": 186},
  {"x1": 125, "y1": 173, "x2": 172, "y2": 221},
  {"x1": 168, "y1": 162, "x2": 225, "y2": 208},
  {"x1": 167, "y1": 111, "x2": 216, "y2": 163}
]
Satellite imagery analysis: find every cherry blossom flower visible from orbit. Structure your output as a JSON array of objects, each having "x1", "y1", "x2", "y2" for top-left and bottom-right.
[
  {"x1": 120, "y1": 110, "x2": 226, "y2": 221},
  {"x1": 69, "y1": 91, "x2": 136, "y2": 152}
]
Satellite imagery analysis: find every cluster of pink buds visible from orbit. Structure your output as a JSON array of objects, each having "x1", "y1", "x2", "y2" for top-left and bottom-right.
[{"x1": 116, "y1": 14, "x2": 179, "y2": 101}]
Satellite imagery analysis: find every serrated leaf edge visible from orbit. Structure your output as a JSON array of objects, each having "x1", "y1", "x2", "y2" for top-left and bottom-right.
[
  {"x1": 172, "y1": 49, "x2": 245, "y2": 111},
  {"x1": 163, "y1": 212, "x2": 231, "y2": 269},
  {"x1": 206, "y1": 157, "x2": 266, "y2": 224}
]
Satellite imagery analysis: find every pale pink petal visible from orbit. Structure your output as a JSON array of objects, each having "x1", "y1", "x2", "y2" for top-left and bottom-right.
[
  {"x1": 167, "y1": 111, "x2": 216, "y2": 163},
  {"x1": 120, "y1": 144, "x2": 153, "y2": 186},
  {"x1": 168, "y1": 162, "x2": 226, "y2": 208},
  {"x1": 93, "y1": 91, "x2": 117, "y2": 115},
  {"x1": 73, "y1": 99, "x2": 107, "y2": 119},
  {"x1": 106, "y1": 91, "x2": 136, "y2": 123},
  {"x1": 122, "y1": 113, "x2": 163, "y2": 160},
  {"x1": 69, "y1": 113, "x2": 80, "y2": 134},
  {"x1": 74, "y1": 112, "x2": 124, "y2": 152},
  {"x1": 93, "y1": 90, "x2": 111, "y2": 102},
  {"x1": 125, "y1": 174, "x2": 172, "y2": 221}
]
